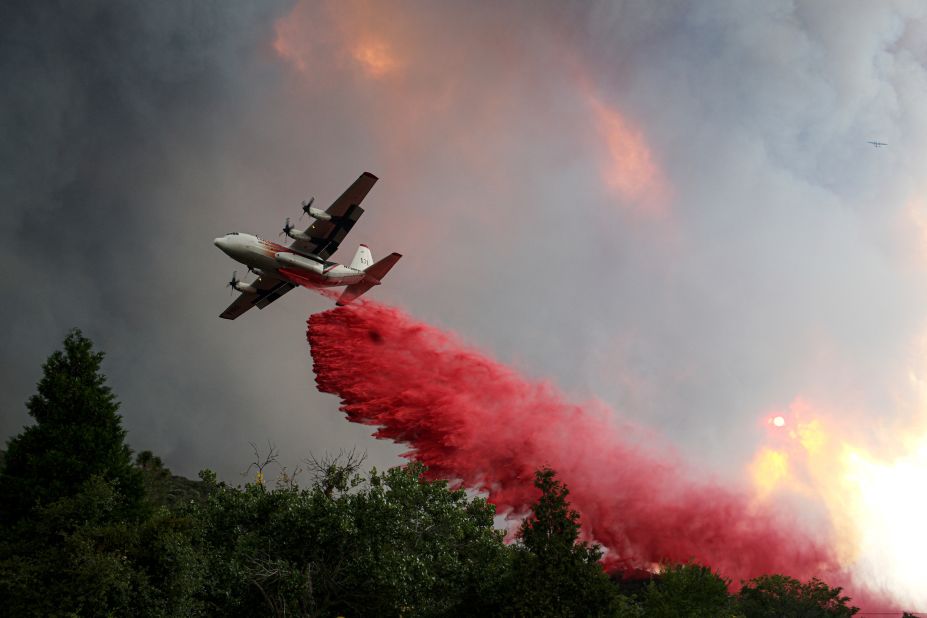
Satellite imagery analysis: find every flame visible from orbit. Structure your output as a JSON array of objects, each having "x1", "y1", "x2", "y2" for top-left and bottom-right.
[
  {"x1": 749, "y1": 397, "x2": 927, "y2": 607},
  {"x1": 843, "y1": 443, "x2": 927, "y2": 602},
  {"x1": 750, "y1": 447, "x2": 789, "y2": 498}
]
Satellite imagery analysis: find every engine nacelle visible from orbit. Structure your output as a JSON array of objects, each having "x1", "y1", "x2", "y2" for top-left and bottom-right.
[
  {"x1": 234, "y1": 282, "x2": 257, "y2": 294},
  {"x1": 286, "y1": 229, "x2": 312, "y2": 241},
  {"x1": 304, "y1": 205, "x2": 331, "y2": 221}
]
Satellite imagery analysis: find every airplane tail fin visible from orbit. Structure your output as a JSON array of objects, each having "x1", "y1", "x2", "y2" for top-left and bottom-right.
[
  {"x1": 336, "y1": 252, "x2": 402, "y2": 306},
  {"x1": 349, "y1": 244, "x2": 373, "y2": 270}
]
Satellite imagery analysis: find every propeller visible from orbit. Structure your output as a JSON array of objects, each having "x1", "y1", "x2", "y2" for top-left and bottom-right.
[
  {"x1": 300, "y1": 197, "x2": 315, "y2": 220},
  {"x1": 227, "y1": 271, "x2": 240, "y2": 295},
  {"x1": 279, "y1": 217, "x2": 294, "y2": 239}
]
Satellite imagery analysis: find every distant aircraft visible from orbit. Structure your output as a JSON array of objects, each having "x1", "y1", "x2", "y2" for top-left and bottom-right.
[
  {"x1": 868, "y1": 141, "x2": 887, "y2": 148},
  {"x1": 214, "y1": 172, "x2": 402, "y2": 319}
]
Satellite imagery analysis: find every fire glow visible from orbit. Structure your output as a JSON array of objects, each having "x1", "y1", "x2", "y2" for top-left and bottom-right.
[
  {"x1": 750, "y1": 399, "x2": 927, "y2": 607},
  {"x1": 271, "y1": 2, "x2": 401, "y2": 79},
  {"x1": 350, "y1": 39, "x2": 399, "y2": 78}
]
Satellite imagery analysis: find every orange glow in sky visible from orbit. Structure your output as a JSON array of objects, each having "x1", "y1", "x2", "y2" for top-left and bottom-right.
[
  {"x1": 272, "y1": 12, "x2": 308, "y2": 73},
  {"x1": 271, "y1": 2, "x2": 402, "y2": 80},
  {"x1": 351, "y1": 39, "x2": 400, "y2": 78},
  {"x1": 585, "y1": 93, "x2": 669, "y2": 215}
]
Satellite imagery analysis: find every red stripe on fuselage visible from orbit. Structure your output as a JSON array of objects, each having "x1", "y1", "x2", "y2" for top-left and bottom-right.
[
  {"x1": 278, "y1": 268, "x2": 322, "y2": 288},
  {"x1": 259, "y1": 240, "x2": 290, "y2": 253}
]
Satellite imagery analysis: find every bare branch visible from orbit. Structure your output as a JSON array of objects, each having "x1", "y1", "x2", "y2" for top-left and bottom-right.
[
  {"x1": 304, "y1": 447, "x2": 368, "y2": 497},
  {"x1": 242, "y1": 440, "x2": 280, "y2": 486},
  {"x1": 275, "y1": 461, "x2": 305, "y2": 489}
]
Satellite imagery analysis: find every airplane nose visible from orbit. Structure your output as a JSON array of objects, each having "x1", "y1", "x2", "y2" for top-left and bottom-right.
[{"x1": 214, "y1": 237, "x2": 226, "y2": 249}]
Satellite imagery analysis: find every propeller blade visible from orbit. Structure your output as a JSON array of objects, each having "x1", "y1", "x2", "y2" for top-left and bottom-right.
[{"x1": 300, "y1": 197, "x2": 315, "y2": 219}]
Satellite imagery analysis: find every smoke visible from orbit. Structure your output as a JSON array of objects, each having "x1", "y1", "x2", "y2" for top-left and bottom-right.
[
  {"x1": 308, "y1": 300, "x2": 840, "y2": 584},
  {"x1": 0, "y1": 0, "x2": 410, "y2": 479}
]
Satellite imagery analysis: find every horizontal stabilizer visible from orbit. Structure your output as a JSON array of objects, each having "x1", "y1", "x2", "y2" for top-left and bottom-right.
[
  {"x1": 336, "y1": 252, "x2": 402, "y2": 306},
  {"x1": 363, "y1": 252, "x2": 401, "y2": 283}
]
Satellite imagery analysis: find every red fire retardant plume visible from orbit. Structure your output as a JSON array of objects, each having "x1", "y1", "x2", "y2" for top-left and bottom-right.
[{"x1": 307, "y1": 301, "x2": 839, "y2": 583}]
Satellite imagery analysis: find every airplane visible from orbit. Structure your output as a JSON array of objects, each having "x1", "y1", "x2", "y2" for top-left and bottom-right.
[
  {"x1": 213, "y1": 171, "x2": 401, "y2": 319},
  {"x1": 868, "y1": 141, "x2": 887, "y2": 148}
]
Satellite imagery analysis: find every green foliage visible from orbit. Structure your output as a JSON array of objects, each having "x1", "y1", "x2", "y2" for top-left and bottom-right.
[
  {"x1": 137, "y1": 450, "x2": 208, "y2": 511},
  {"x1": 502, "y1": 468, "x2": 634, "y2": 617},
  {"x1": 643, "y1": 562, "x2": 738, "y2": 618},
  {"x1": 737, "y1": 574, "x2": 859, "y2": 617},
  {"x1": 0, "y1": 330, "x2": 198, "y2": 616},
  {"x1": 0, "y1": 329, "x2": 143, "y2": 524},
  {"x1": 190, "y1": 460, "x2": 510, "y2": 617},
  {"x1": 519, "y1": 468, "x2": 598, "y2": 561},
  {"x1": 0, "y1": 475, "x2": 201, "y2": 617}
]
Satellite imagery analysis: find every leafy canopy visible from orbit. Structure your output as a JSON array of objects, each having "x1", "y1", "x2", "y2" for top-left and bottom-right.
[
  {"x1": 644, "y1": 562, "x2": 736, "y2": 618},
  {"x1": 191, "y1": 459, "x2": 510, "y2": 617},
  {"x1": 737, "y1": 574, "x2": 859, "y2": 617}
]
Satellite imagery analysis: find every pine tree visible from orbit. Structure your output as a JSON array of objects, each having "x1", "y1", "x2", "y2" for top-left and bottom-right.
[
  {"x1": 0, "y1": 329, "x2": 143, "y2": 523},
  {"x1": 519, "y1": 468, "x2": 599, "y2": 562},
  {"x1": 504, "y1": 468, "x2": 632, "y2": 616}
]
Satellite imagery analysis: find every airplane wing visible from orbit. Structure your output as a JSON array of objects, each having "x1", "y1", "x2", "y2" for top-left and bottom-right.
[
  {"x1": 290, "y1": 172, "x2": 377, "y2": 260},
  {"x1": 220, "y1": 275, "x2": 296, "y2": 320}
]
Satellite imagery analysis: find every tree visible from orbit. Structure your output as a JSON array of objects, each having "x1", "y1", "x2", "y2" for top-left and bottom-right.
[
  {"x1": 0, "y1": 474, "x2": 202, "y2": 617},
  {"x1": 643, "y1": 562, "x2": 738, "y2": 618},
  {"x1": 190, "y1": 459, "x2": 511, "y2": 617},
  {"x1": 503, "y1": 468, "x2": 636, "y2": 617},
  {"x1": 0, "y1": 329, "x2": 143, "y2": 524},
  {"x1": 737, "y1": 574, "x2": 859, "y2": 617},
  {"x1": 136, "y1": 450, "x2": 208, "y2": 511},
  {"x1": 0, "y1": 331, "x2": 193, "y2": 615}
]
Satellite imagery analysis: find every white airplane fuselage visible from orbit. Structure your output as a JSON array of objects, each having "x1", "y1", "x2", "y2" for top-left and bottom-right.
[{"x1": 213, "y1": 233, "x2": 364, "y2": 287}]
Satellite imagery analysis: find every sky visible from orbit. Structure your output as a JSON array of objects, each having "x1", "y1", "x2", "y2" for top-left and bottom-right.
[{"x1": 3, "y1": 0, "x2": 927, "y2": 605}]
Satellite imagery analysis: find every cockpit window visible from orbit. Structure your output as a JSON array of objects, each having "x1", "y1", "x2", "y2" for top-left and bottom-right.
[{"x1": 225, "y1": 232, "x2": 239, "y2": 236}]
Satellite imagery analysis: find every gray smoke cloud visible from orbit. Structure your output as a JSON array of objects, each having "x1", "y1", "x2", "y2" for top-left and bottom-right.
[
  {"x1": 3, "y1": 0, "x2": 927, "y2": 527},
  {"x1": 0, "y1": 0, "x2": 408, "y2": 479}
]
